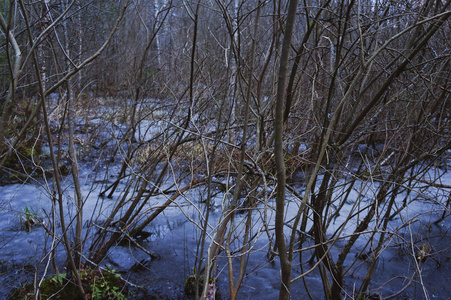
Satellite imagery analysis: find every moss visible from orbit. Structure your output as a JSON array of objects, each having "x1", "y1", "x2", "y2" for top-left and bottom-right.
[
  {"x1": 8, "y1": 172, "x2": 28, "y2": 183},
  {"x1": 184, "y1": 275, "x2": 218, "y2": 299},
  {"x1": 0, "y1": 134, "x2": 43, "y2": 184},
  {"x1": 184, "y1": 275, "x2": 201, "y2": 298},
  {"x1": 10, "y1": 273, "x2": 81, "y2": 300},
  {"x1": 24, "y1": 147, "x2": 37, "y2": 158}
]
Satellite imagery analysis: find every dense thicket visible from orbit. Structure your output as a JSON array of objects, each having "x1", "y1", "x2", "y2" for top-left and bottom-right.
[{"x1": 1, "y1": 0, "x2": 450, "y2": 299}]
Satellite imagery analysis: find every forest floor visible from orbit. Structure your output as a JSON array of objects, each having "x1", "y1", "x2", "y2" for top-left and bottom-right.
[{"x1": 0, "y1": 98, "x2": 450, "y2": 299}]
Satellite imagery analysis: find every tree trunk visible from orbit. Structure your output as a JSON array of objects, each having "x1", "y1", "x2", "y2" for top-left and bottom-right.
[{"x1": 274, "y1": 0, "x2": 298, "y2": 298}]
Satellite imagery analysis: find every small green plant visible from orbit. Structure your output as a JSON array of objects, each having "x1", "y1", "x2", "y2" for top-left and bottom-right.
[
  {"x1": 49, "y1": 273, "x2": 66, "y2": 285},
  {"x1": 92, "y1": 280, "x2": 125, "y2": 300},
  {"x1": 10, "y1": 268, "x2": 127, "y2": 299},
  {"x1": 90, "y1": 266, "x2": 126, "y2": 300},
  {"x1": 19, "y1": 206, "x2": 42, "y2": 231}
]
